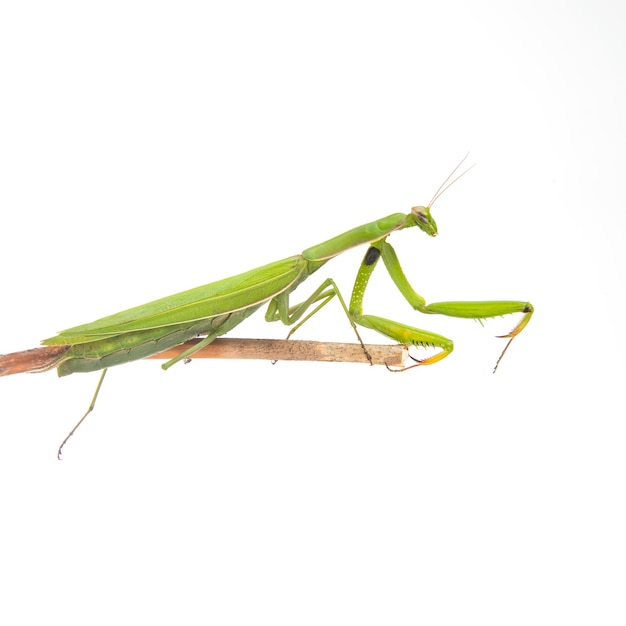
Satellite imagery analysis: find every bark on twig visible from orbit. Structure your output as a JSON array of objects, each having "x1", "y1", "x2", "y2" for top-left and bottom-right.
[{"x1": 0, "y1": 339, "x2": 408, "y2": 376}]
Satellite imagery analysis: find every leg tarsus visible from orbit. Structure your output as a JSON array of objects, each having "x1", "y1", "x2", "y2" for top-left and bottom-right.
[
  {"x1": 385, "y1": 353, "x2": 426, "y2": 373},
  {"x1": 57, "y1": 368, "x2": 108, "y2": 460},
  {"x1": 384, "y1": 346, "x2": 451, "y2": 372},
  {"x1": 493, "y1": 336, "x2": 515, "y2": 373},
  {"x1": 386, "y1": 360, "x2": 421, "y2": 373},
  {"x1": 492, "y1": 304, "x2": 533, "y2": 373}
]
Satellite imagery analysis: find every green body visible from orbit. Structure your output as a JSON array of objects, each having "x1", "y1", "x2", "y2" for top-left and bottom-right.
[
  {"x1": 45, "y1": 255, "x2": 312, "y2": 375},
  {"x1": 43, "y1": 203, "x2": 533, "y2": 376}
]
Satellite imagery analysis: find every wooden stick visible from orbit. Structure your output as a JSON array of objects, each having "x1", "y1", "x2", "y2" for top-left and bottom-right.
[
  {"x1": 0, "y1": 345, "x2": 70, "y2": 377},
  {"x1": 146, "y1": 338, "x2": 408, "y2": 366},
  {"x1": 0, "y1": 339, "x2": 408, "y2": 376}
]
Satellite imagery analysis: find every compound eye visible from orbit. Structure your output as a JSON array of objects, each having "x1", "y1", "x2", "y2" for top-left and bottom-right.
[{"x1": 412, "y1": 206, "x2": 429, "y2": 223}]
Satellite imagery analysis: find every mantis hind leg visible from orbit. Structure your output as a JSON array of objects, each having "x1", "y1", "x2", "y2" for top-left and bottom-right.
[{"x1": 57, "y1": 368, "x2": 108, "y2": 459}]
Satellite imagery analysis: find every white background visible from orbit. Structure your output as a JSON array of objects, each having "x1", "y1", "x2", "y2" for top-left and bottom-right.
[{"x1": 1, "y1": 1, "x2": 625, "y2": 624}]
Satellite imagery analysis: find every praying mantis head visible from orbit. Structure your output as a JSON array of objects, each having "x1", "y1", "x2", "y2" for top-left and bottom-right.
[
  {"x1": 410, "y1": 153, "x2": 474, "y2": 238},
  {"x1": 410, "y1": 205, "x2": 438, "y2": 237}
]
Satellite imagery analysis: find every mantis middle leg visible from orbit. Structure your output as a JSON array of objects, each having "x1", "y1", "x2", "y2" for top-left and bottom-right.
[{"x1": 265, "y1": 278, "x2": 373, "y2": 363}]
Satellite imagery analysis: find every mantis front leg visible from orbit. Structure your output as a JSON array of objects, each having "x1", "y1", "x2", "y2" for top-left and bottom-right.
[{"x1": 350, "y1": 241, "x2": 533, "y2": 371}]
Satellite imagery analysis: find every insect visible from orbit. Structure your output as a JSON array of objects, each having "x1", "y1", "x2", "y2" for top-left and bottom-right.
[
  {"x1": 44, "y1": 158, "x2": 533, "y2": 455},
  {"x1": 43, "y1": 159, "x2": 532, "y2": 378}
]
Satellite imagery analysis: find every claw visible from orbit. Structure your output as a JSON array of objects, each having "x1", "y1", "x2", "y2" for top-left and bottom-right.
[{"x1": 385, "y1": 347, "x2": 449, "y2": 372}]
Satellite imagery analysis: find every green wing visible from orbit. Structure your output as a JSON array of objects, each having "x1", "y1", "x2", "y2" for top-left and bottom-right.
[{"x1": 43, "y1": 256, "x2": 305, "y2": 345}]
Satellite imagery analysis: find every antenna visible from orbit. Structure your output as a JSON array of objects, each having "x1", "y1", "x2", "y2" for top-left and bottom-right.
[{"x1": 428, "y1": 153, "x2": 475, "y2": 207}]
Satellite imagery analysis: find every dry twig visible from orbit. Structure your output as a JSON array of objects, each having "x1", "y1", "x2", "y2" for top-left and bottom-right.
[{"x1": 0, "y1": 338, "x2": 408, "y2": 377}]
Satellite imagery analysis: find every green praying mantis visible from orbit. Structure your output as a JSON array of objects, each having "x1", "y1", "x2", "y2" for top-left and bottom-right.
[
  {"x1": 43, "y1": 159, "x2": 532, "y2": 377},
  {"x1": 42, "y1": 158, "x2": 533, "y2": 454}
]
